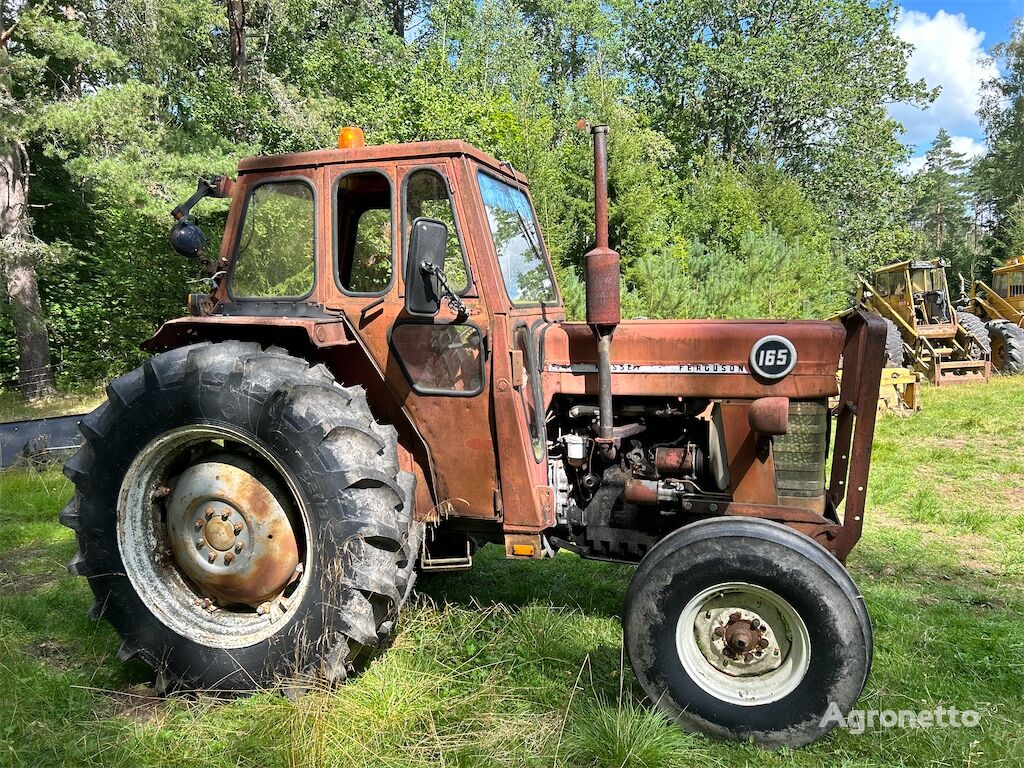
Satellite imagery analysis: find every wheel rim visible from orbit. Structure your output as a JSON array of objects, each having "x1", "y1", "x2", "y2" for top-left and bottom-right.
[
  {"x1": 675, "y1": 582, "x2": 810, "y2": 706},
  {"x1": 118, "y1": 425, "x2": 311, "y2": 649}
]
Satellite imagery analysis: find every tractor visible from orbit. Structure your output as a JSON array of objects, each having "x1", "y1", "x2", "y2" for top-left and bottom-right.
[
  {"x1": 60, "y1": 126, "x2": 886, "y2": 748},
  {"x1": 956, "y1": 257, "x2": 1024, "y2": 374},
  {"x1": 847, "y1": 259, "x2": 990, "y2": 386}
]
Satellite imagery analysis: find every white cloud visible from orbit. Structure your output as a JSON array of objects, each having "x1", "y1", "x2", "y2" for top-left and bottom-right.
[
  {"x1": 948, "y1": 134, "x2": 987, "y2": 160},
  {"x1": 889, "y1": 9, "x2": 997, "y2": 147},
  {"x1": 903, "y1": 154, "x2": 928, "y2": 175}
]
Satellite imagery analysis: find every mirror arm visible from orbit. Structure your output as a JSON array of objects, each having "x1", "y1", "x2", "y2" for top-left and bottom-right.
[
  {"x1": 171, "y1": 175, "x2": 234, "y2": 221},
  {"x1": 420, "y1": 261, "x2": 467, "y2": 315}
]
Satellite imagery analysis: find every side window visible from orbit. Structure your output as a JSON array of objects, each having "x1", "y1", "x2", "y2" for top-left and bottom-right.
[
  {"x1": 336, "y1": 171, "x2": 393, "y2": 294},
  {"x1": 875, "y1": 271, "x2": 890, "y2": 297},
  {"x1": 994, "y1": 274, "x2": 1009, "y2": 298},
  {"x1": 231, "y1": 181, "x2": 315, "y2": 298},
  {"x1": 391, "y1": 324, "x2": 484, "y2": 395},
  {"x1": 403, "y1": 169, "x2": 469, "y2": 292}
]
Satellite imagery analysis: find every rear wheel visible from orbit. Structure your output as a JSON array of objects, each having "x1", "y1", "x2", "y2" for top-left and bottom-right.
[
  {"x1": 986, "y1": 321, "x2": 1024, "y2": 375},
  {"x1": 957, "y1": 312, "x2": 990, "y2": 360},
  {"x1": 624, "y1": 518, "x2": 871, "y2": 748},
  {"x1": 60, "y1": 341, "x2": 420, "y2": 692}
]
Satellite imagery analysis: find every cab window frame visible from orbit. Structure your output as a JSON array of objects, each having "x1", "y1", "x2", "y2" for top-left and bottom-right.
[
  {"x1": 400, "y1": 165, "x2": 474, "y2": 297},
  {"x1": 227, "y1": 175, "x2": 318, "y2": 302},
  {"x1": 475, "y1": 166, "x2": 559, "y2": 309},
  {"x1": 331, "y1": 168, "x2": 397, "y2": 298}
]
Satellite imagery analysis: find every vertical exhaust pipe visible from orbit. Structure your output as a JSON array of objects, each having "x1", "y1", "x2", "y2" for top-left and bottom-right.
[{"x1": 582, "y1": 124, "x2": 621, "y2": 453}]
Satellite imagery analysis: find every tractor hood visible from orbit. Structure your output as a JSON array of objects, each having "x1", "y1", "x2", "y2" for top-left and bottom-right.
[{"x1": 541, "y1": 319, "x2": 845, "y2": 400}]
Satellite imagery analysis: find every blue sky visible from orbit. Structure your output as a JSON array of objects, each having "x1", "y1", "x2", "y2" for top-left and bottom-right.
[{"x1": 893, "y1": 1, "x2": 1024, "y2": 169}]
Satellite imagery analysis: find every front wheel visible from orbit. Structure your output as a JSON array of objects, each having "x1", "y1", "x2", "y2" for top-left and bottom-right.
[
  {"x1": 624, "y1": 518, "x2": 872, "y2": 748},
  {"x1": 60, "y1": 341, "x2": 420, "y2": 693}
]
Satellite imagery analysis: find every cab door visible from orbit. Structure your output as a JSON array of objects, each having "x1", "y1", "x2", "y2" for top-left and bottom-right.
[{"x1": 325, "y1": 161, "x2": 500, "y2": 520}]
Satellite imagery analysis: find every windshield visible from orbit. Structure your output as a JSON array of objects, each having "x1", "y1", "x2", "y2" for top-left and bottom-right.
[
  {"x1": 910, "y1": 268, "x2": 947, "y2": 294},
  {"x1": 232, "y1": 180, "x2": 315, "y2": 298},
  {"x1": 477, "y1": 171, "x2": 556, "y2": 305}
]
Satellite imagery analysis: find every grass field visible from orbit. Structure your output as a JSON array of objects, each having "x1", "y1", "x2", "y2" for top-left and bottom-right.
[
  {"x1": 1, "y1": 380, "x2": 1023, "y2": 767},
  {"x1": 0, "y1": 390, "x2": 106, "y2": 424}
]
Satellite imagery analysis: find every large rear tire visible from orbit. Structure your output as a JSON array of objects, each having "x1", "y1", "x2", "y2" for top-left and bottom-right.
[
  {"x1": 60, "y1": 341, "x2": 420, "y2": 692},
  {"x1": 881, "y1": 317, "x2": 905, "y2": 368},
  {"x1": 986, "y1": 321, "x2": 1024, "y2": 375},
  {"x1": 957, "y1": 312, "x2": 990, "y2": 361},
  {"x1": 624, "y1": 518, "x2": 871, "y2": 748}
]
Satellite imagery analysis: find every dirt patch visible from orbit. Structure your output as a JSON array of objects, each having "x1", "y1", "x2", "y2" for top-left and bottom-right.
[
  {"x1": 0, "y1": 546, "x2": 62, "y2": 593},
  {"x1": 102, "y1": 685, "x2": 166, "y2": 723},
  {"x1": 23, "y1": 639, "x2": 77, "y2": 671}
]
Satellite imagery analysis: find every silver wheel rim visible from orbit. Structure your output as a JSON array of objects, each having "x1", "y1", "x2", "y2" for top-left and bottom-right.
[
  {"x1": 118, "y1": 425, "x2": 311, "y2": 649},
  {"x1": 675, "y1": 582, "x2": 810, "y2": 706}
]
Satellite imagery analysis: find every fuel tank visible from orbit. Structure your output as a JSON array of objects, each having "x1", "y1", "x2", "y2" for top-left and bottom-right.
[{"x1": 541, "y1": 319, "x2": 844, "y2": 400}]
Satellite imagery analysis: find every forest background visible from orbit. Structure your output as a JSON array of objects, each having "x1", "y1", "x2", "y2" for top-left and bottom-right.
[{"x1": 3, "y1": 0, "x2": 1024, "y2": 396}]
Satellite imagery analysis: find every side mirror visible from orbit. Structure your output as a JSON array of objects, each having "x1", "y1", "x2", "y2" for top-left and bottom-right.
[
  {"x1": 405, "y1": 217, "x2": 449, "y2": 317},
  {"x1": 170, "y1": 218, "x2": 206, "y2": 259}
]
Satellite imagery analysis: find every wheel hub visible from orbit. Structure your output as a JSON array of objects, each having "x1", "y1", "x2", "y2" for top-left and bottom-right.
[
  {"x1": 696, "y1": 607, "x2": 782, "y2": 676},
  {"x1": 166, "y1": 457, "x2": 299, "y2": 607}
]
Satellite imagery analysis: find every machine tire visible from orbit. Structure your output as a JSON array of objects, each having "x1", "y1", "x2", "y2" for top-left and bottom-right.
[
  {"x1": 957, "y1": 312, "x2": 990, "y2": 360},
  {"x1": 60, "y1": 341, "x2": 419, "y2": 693},
  {"x1": 986, "y1": 321, "x2": 1024, "y2": 375},
  {"x1": 881, "y1": 317, "x2": 905, "y2": 368},
  {"x1": 624, "y1": 518, "x2": 871, "y2": 749}
]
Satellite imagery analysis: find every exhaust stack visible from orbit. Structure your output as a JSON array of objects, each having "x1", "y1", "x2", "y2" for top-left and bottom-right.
[{"x1": 583, "y1": 124, "x2": 621, "y2": 451}]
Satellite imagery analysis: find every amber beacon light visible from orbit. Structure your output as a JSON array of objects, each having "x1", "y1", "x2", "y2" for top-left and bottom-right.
[{"x1": 337, "y1": 126, "x2": 367, "y2": 149}]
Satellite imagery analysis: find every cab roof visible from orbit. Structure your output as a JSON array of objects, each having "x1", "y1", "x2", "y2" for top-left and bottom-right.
[{"x1": 237, "y1": 139, "x2": 528, "y2": 185}]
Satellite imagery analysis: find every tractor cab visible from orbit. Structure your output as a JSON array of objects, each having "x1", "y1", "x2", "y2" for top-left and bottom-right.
[
  {"x1": 872, "y1": 260, "x2": 955, "y2": 332},
  {"x1": 990, "y1": 258, "x2": 1024, "y2": 315}
]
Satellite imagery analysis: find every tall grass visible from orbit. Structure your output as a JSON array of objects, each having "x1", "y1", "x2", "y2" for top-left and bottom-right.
[{"x1": 1, "y1": 380, "x2": 1023, "y2": 766}]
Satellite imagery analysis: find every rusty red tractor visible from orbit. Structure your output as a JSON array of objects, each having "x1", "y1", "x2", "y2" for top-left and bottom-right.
[{"x1": 61, "y1": 126, "x2": 886, "y2": 748}]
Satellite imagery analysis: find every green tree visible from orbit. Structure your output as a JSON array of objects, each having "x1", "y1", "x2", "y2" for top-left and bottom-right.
[
  {"x1": 1, "y1": 1, "x2": 119, "y2": 397},
  {"x1": 908, "y1": 129, "x2": 980, "y2": 280},
  {"x1": 617, "y1": 0, "x2": 931, "y2": 270},
  {"x1": 976, "y1": 18, "x2": 1024, "y2": 263}
]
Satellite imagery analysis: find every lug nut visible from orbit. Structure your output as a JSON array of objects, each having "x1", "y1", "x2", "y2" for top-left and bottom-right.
[
  {"x1": 221, "y1": 511, "x2": 230, "y2": 521},
  {"x1": 235, "y1": 542, "x2": 244, "y2": 553},
  {"x1": 208, "y1": 551, "x2": 218, "y2": 563},
  {"x1": 713, "y1": 626, "x2": 725, "y2": 638},
  {"x1": 196, "y1": 538, "x2": 206, "y2": 549},
  {"x1": 194, "y1": 519, "x2": 204, "y2": 531},
  {"x1": 233, "y1": 522, "x2": 244, "y2": 535},
  {"x1": 224, "y1": 552, "x2": 235, "y2": 565},
  {"x1": 205, "y1": 507, "x2": 214, "y2": 519}
]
